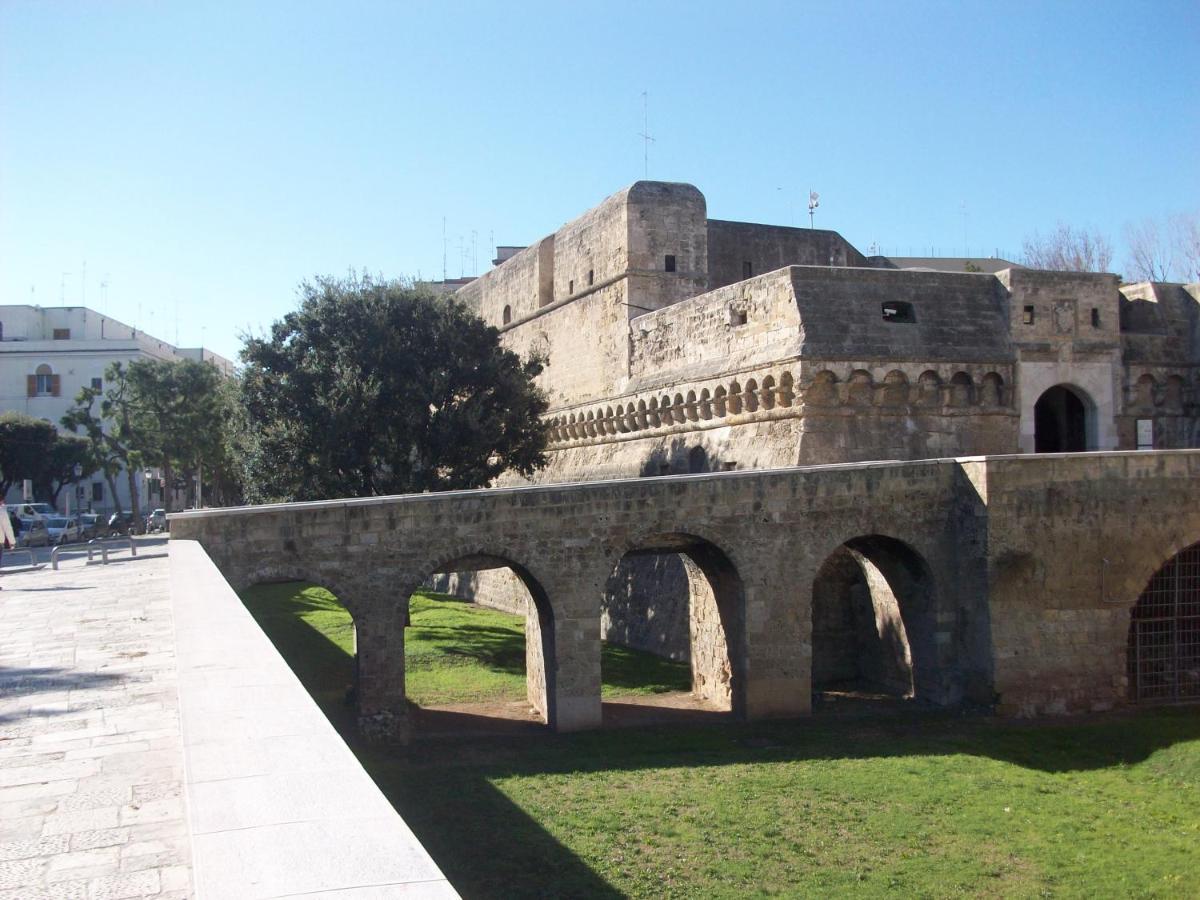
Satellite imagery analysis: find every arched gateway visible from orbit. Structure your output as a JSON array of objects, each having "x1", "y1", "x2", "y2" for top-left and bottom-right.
[
  {"x1": 1034, "y1": 384, "x2": 1092, "y2": 452},
  {"x1": 1128, "y1": 541, "x2": 1200, "y2": 703}
]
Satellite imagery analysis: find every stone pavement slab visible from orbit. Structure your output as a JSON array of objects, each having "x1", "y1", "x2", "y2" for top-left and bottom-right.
[{"x1": 0, "y1": 550, "x2": 191, "y2": 899}]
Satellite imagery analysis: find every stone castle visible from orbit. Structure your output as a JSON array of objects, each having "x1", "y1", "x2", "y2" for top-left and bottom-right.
[
  {"x1": 434, "y1": 182, "x2": 1200, "y2": 678},
  {"x1": 171, "y1": 182, "x2": 1200, "y2": 731},
  {"x1": 457, "y1": 181, "x2": 1198, "y2": 479}
]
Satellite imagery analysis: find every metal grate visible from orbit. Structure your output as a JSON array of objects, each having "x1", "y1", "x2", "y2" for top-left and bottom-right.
[{"x1": 1128, "y1": 542, "x2": 1200, "y2": 702}]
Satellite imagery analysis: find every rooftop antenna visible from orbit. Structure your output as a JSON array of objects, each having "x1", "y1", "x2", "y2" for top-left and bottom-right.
[
  {"x1": 60, "y1": 271, "x2": 72, "y2": 307},
  {"x1": 81, "y1": 260, "x2": 87, "y2": 307},
  {"x1": 100, "y1": 276, "x2": 109, "y2": 313},
  {"x1": 472, "y1": 229, "x2": 478, "y2": 276},
  {"x1": 638, "y1": 90, "x2": 654, "y2": 178},
  {"x1": 442, "y1": 217, "x2": 447, "y2": 282},
  {"x1": 808, "y1": 190, "x2": 819, "y2": 229}
]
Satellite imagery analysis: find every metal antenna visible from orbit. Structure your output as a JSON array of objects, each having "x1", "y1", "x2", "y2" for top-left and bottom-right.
[
  {"x1": 100, "y1": 277, "x2": 109, "y2": 313},
  {"x1": 81, "y1": 261, "x2": 87, "y2": 306},
  {"x1": 808, "y1": 190, "x2": 820, "y2": 229},
  {"x1": 442, "y1": 217, "x2": 447, "y2": 282},
  {"x1": 638, "y1": 90, "x2": 654, "y2": 178},
  {"x1": 60, "y1": 271, "x2": 72, "y2": 306}
]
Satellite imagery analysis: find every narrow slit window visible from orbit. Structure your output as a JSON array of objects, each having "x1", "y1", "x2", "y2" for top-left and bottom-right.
[
  {"x1": 568, "y1": 280, "x2": 574, "y2": 295},
  {"x1": 881, "y1": 301, "x2": 916, "y2": 323},
  {"x1": 664, "y1": 255, "x2": 676, "y2": 272},
  {"x1": 588, "y1": 269, "x2": 594, "y2": 286},
  {"x1": 1023, "y1": 305, "x2": 1035, "y2": 325},
  {"x1": 742, "y1": 261, "x2": 752, "y2": 279},
  {"x1": 502, "y1": 305, "x2": 512, "y2": 325},
  {"x1": 1091, "y1": 308, "x2": 1100, "y2": 328}
]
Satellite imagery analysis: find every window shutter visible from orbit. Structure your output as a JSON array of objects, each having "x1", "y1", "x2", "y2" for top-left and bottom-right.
[
  {"x1": 51, "y1": 374, "x2": 61, "y2": 397},
  {"x1": 26, "y1": 375, "x2": 36, "y2": 397}
]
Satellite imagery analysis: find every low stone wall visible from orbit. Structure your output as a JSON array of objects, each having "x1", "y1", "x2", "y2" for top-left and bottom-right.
[{"x1": 170, "y1": 540, "x2": 458, "y2": 898}]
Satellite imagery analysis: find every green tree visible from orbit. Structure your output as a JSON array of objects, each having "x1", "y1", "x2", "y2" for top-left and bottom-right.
[
  {"x1": 61, "y1": 364, "x2": 144, "y2": 526},
  {"x1": 37, "y1": 434, "x2": 98, "y2": 508},
  {"x1": 0, "y1": 413, "x2": 57, "y2": 498},
  {"x1": 124, "y1": 358, "x2": 226, "y2": 513},
  {"x1": 235, "y1": 274, "x2": 548, "y2": 502}
]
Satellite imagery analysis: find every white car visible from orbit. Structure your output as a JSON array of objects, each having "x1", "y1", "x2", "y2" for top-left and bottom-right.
[{"x1": 44, "y1": 516, "x2": 81, "y2": 545}]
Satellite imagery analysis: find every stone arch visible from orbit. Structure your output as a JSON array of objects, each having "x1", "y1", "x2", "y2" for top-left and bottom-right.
[
  {"x1": 1034, "y1": 384, "x2": 1095, "y2": 452},
  {"x1": 760, "y1": 376, "x2": 776, "y2": 410},
  {"x1": 980, "y1": 372, "x2": 1005, "y2": 407},
  {"x1": 687, "y1": 445, "x2": 708, "y2": 474},
  {"x1": 811, "y1": 534, "x2": 962, "y2": 706},
  {"x1": 727, "y1": 381, "x2": 743, "y2": 415},
  {"x1": 419, "y1": 549, "x2": 560, "y2": 726},
  {"x1": 502, "y1": 305, "x2": 512, "y2": 326},
  {"x1": 713, "y1": 386, "x2": 728, "y2": 417},
  {"x1": 1126, "y1": 539, "x2": 1200, "y2": 703},
  {"x1": 636, "y1": 399, "x2": 649, "y2": 429},
  {"x1": 685, "y1": 390, "x2": 699, "y2": 422},
  {"x1": 744, "y1": 379, "x2": 760, "y2": 413},
  {"x1": 608, "y1": 529, "x2": 749, "y2": 717},
  {"x1": 647, "y1": 397, "x2": 661, "y2": 428},
  {"x1": 778, "y1": 372, "x2": 795, "y2": 407},
  {"x1": 847, "y1": 369, "x2": 874, "y2": 406},
  {"x1": 917, "y1": 370, "x2": 941, "y2": 407},
  {"x1": 698, "y1": 388, "x2": 713, "y2": 420},
  {"x1": 603, "y1": 406, "x2": 615, "y2": 435},
  {"x1": 881, "y1": 370, "x2": 909, "y2": 406},
  {"x1": 1135, "y1": 373, "x2": 1158, "y2": 409},
  {"x1": 949, "y1": 371, "x2": 974, "y2": 407},
  {"x1": 673, "y1": 393, "x2": 687, "y2": 424},
  {"x1": 240, "y1": 567, "x2": 376, "y2": 730},
  {"x1": 584, "y1": 411, "x2": 596, "y2": 438},
  {"x1": 806, "y1": 370, "x2": 838, "y2": 406},
  {"x1": 614, "y1": 405, "x2": 629, "y2": 434}
]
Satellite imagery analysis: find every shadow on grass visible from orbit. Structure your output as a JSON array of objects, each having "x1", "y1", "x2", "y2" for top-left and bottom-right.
[{"x1": 240, "y1": 581, "x2": 1200, "y2": 899}]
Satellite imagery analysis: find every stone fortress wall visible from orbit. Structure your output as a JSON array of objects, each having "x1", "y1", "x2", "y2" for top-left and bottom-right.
[{"x1": 434, "y1": 181, "x2": 1200, "y2": 673}]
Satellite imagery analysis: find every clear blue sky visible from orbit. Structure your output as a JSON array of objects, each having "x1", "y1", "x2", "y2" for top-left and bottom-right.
[{"x1": 2, "y1": 0, "x2": 1197, "y2": 362}]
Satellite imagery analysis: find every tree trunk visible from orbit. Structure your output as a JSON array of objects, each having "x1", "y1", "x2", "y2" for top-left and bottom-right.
[
  {"x1": 162, "y1": 460, "x2": 173, "y2": 514},
  {"x1": 102, "y1": 470, "x2": 120, "y2": 514},
  {"x1": 124, "y1": 465, "x2": 141, "y2": 533}
]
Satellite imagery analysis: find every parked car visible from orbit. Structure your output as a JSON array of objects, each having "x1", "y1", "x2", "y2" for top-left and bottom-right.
[
  {"x1": 79, "y1": 513, "x2": 101, "y2": 540},
  {"x1": 145, "y1": 509, "x2": 167, "y2": 533},
  {"x1": 13, "y1": 502, "x2": 56, "y2": 520},
  {"x1": 16, "y1": 517, "x2": 50, "y2": 548},
  {"x1": 45, "y1": 516, "x2": 81, "y2": 545}
]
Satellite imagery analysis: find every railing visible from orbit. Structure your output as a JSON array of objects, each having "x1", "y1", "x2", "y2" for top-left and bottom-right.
[
  {"x1": 0, "y1": 548, "x2": 38, "y2": 569},
  {"x1": 51, "y1": 537, "x2": 139, "y2": 571}
]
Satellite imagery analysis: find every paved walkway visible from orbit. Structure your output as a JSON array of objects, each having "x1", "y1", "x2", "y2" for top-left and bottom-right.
[{"x1": 0, "y1": 548, "x2": 190, "y2": 899}]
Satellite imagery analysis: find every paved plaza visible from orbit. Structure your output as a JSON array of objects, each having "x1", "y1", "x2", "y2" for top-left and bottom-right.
[{"x1": 0, "y1": 545, "x2": 191, "y2": 899}]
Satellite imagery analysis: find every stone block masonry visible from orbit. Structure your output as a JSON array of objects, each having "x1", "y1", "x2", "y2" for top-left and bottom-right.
[{"x1": 170, "y1": 450, "x2": 1200, "y2": 743}]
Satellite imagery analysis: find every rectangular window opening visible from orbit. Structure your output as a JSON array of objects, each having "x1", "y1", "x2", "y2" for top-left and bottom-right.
[
  {"x1": 664, "y1": 254, "x2": 676, "y2": 272},
  {"x1": 722, "y1": 461, "x2": 738, "y2": 471},
  {"x1": 568, "y1": 280, "x2": 574, "y2": 295},
  {"x1": 92, "y1": 482, "x2": 104, "y2": 502},
  {"x1": 1023, "y1": 305, "x2": 1035, "y2": 325},
  {"x1": 1091, "y1": 308, "x2": 1101, "y2": 328},
  {"x1": 742, "y1": 261, "x2": 752, "y2": 279},
  {"x1": 587, "y1": 269, "x2": 594, "y2": 286},
  {"x1": 90, "y1": 377, "x2": 102, "y2": 391},
  {"x1": 882, "y1": 301, "x2": 916, "y2": 323},
  {"x1": 52, "y1": 328, "x2": 71, "y2": 340}
]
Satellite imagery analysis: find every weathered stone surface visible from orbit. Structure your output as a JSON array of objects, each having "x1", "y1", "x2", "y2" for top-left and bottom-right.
[{"x1": 171, "y1": 450, "x2": 1200, "y2": 739}]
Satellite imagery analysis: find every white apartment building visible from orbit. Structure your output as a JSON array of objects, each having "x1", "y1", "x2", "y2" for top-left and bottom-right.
[{"x1": 0, "y1": 305, "x2": 235, "y2": 515}]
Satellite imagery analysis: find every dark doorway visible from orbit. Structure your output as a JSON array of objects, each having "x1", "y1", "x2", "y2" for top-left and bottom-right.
[
  {"x1": 1128, "y1": 541, "x2": 1200, "y2": 703},
  {"x1": 1034, "y1": 385, "x2": 1089, "y2": 452}
]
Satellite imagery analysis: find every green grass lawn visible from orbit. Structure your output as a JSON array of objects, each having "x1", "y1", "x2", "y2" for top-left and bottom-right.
[
  {"x1": 241, "y1": 581, "x2": 1200, "y2": 899},
  {"x1": 241, "y1": 582, "x2": 690, "y2": 709}
]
